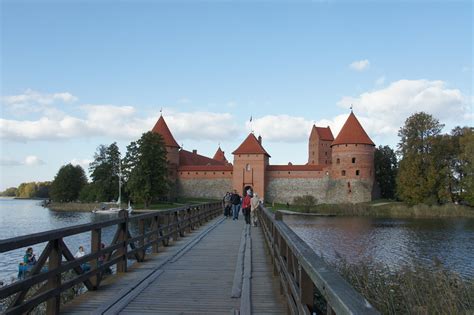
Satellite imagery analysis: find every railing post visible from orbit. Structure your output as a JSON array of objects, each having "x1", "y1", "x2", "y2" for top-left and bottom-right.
[
  {"x1": 152, "y1": 215, "x2": 159, "y2": 253},
  {"x1": 90, "y1": 228, "x2": 101, "y2": 288},
  {"x1": 46, "y1": 239, "x2": 62, "y2": 315},
  {"x1": 138, "y1": 218, "x2": 145, "y2": 261},
  {"x1": 299, "y1": 265, "x2": 314, "y2": 313},
  {"x1": 117, "y1": 210, "x2": 128, "y2": 273}
]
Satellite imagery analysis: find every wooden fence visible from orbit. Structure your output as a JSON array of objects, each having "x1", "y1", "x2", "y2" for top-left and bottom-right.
[
  {"x1": 0, "y1": 202, "x2": 222, "y2": 315},
  {"x1": 257, "y1": 205, "x2": 380, "y2": 315}
]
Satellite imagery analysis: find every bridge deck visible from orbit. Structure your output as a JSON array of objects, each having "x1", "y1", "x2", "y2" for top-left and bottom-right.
[{"x1": 61, "y1": 215, "x2": 286, "y2": 314}]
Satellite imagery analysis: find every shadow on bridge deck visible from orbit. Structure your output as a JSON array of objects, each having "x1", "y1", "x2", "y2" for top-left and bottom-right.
[{"x1": 61, "y1": 215, "x2": 286, "y2": 314}]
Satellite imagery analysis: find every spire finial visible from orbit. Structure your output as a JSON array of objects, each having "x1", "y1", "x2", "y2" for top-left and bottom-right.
[
  {"x1": 160, "y1": 107, "x2": 163, "y2": 116},
  {"x1": 350, "y1": 104, "x2": 353, "y2": 112}
]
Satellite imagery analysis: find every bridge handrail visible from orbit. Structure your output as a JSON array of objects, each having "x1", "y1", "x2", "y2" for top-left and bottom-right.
[
  {"x1": 257, "y1": 205, "x2": 380, "y2": 315},
  {"x1": 0, "y1": 201, "x2": 222, "y2": 315}
]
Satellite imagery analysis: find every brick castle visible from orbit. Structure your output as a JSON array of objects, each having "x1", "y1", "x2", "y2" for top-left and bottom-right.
[{"x1": 152, "y1": 111, "x2": 375, "y2": 204}]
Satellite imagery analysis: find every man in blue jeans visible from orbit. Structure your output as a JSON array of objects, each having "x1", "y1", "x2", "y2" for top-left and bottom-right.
[{"x1": 230, "y1": 190, "x2": 241, "y2": 220}]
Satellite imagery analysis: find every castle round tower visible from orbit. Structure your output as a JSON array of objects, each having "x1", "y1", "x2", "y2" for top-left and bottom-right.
[
  {"x1": 151, "y1": 115, "x2": 180, "y2": 185},
  {"x1": 330, "y1": 111, "x2": 375, "y2": 202}
]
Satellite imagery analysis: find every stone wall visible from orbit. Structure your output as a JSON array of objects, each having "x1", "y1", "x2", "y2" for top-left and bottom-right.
[
  {"x1": 177, "y1": 178, "x2": 233, "y2": 199},
  {"x1": 265, "y1": 177, "x2": 373, "y2": 204}
]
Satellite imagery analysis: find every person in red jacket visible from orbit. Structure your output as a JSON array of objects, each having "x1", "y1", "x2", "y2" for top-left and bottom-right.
[{"x1": 242, "y1": 188, "x2": 253, "y2": 225}]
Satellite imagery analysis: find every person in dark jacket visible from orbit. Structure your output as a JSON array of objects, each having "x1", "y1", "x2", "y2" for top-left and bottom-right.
[{"x1": 230, "y1": 190, "x2": 241, "y2": 220}]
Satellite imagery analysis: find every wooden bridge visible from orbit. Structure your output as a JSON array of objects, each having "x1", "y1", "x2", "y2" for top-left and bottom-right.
[{"x1": 0, "y1": 202, "x2": 379, "y2": 315}]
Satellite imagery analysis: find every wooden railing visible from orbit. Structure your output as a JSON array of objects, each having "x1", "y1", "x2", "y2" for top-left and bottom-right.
[
  {"x1": 0, "y1": 202, "x2": 222, "y2": 315},
  {"x1": 257, "y1": 206, "x2": 380, "y2": 315}
]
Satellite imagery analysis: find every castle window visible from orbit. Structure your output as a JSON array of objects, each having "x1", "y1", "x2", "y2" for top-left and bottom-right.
[
  {"x1": 187, "y1": 172, "x2": 190, "y2": 175},
  {"x1": 356, "y1": 170, "x2": 360, "y2": 176},
  {"x1": 336, "y1": 158, "x2": 340, "y2": 164},
  {"x1": 345, "y1": 144, "x2": 348, "y2": 147},
  {"x1": 213, "y1": 172, "x2": 216, "y2": 174},
  {"x1": 341, "y1": 170, "x2": 346, "y2": 176},
  {"x1": 222, "y1": 172, "x2": 224, "y2": 174},
  {"x1": 325, "y1": 151, "x2": 328, "y2": 156},
  {"x1": 355, "y1": 144, "x2": 358, "y2": 147},
  {"x1": 204, "y1": 172, "x2": 207, "y2": 175},
  {"x1": 347, "y1": 182, "x2": 351, "y2": 188},
  {"x1": 312, "y1": 151, "x2": 315, "y2": 156},
  {"x1": 195, "y1": 172, "x2": 198, "y2": 175},
  {"x1": 325, "y1": 171, "x2": 329, "y2": 176},
  {"x1": 231, "y1": 172, "x2": 233, "y2": 175},
  {"x1": 288, "y1": 172, "x2": 291, "y2": 174},
  {"x1": 180, "y1": 172, "x2": 183, "y2": 175},
  {"x1": 246, "y1": 164, "x2": 251, "y2": 171},
  {"x1": 352, "y1": 157, "x2": 356, "y2": 163}
]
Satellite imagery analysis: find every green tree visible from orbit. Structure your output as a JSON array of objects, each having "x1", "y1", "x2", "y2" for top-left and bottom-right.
[
  {"x1": 16, "y1": 182, "x2": 38, "y2": 198},
  {"x1": 374, "y1": 145, "x2": 398, "y2": 199},
  {"x1": 89, "y1": 142, "x2": 121, "y2": 202},
  {"x1": 36, "y1": 181, "x2": 51, "y2": 198},
  {"x1": 396, "y1": 112, "x2": 444, "y2": 204},
  {"x1": 50, "y1": 164, "x2": 88, "y2": 202},
  {"x1": 0, "y1": 187, "x2": 18, "y2": 197},
  {"x1": 123, "y1": 132, "x2": 169, "y2": 208},
  {"x1": 459, "y1": 128, "x2": 474, "y2": 205}
]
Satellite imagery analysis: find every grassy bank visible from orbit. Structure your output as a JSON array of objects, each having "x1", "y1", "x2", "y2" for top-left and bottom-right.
[
  {"x1": 268, "y1": 200, "x2": 474, "y2": 218},
  {"x1": 47, "y1": 202, "x2": 98, "y2": 212},
  {"x1": 320, "y1": 257, "x2": 474, "y2": 315}
]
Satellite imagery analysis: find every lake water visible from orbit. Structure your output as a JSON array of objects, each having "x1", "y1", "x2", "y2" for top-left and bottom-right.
[
  {"x1": 1, "y1": 199, "x2": 473, "y2": 283},
  {"x1": 284, "y1": 214, "x2": 474, "y2": 279}
]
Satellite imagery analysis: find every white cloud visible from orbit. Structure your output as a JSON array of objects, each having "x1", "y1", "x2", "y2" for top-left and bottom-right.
[
  {"x1": 337, "y1": 79, "x2": 470, "y2": 140},
  {"x1": 177, "y1": 97, "x2": 191, "y2": 104},
  {"x1": 165, "y1": 111, "x2": 240, "y2": 141},
  {"x1": 246, "y1": 115, "x2": 314, "y2": 142},
  {"x1": 70, "y1": 158, "x2": 93, "y2": 170},
  {"x1": 349, "y1": 59, "x2": 370, "y2": 71},
  {"x1": 0, "y1": 155, "x2": 44, "y2": 166}
]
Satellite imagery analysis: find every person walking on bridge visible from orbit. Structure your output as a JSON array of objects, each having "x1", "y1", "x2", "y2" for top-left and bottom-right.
[
  {"x1": 242, "y1": 189, "x2": 252, "y2": 225},
  {"x1": 251, "y1": 193, "x2": 260, "y2": 227},
  {"x1": 231, "y1": 190, "x2": 241, "y2": 220}
]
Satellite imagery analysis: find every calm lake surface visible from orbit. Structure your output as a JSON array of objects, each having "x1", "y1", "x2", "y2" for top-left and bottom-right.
[
  {"x1": 284, "y1": 214, "x2": 474, "y2": 279},
  {"x1": 1, "y1": 199, "x2": 473, "y2": 283}
]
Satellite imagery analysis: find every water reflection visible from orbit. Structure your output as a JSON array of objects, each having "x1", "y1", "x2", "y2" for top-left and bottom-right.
[{"x1": 284, "y1": 215, "x2": 474, "y2": 279}]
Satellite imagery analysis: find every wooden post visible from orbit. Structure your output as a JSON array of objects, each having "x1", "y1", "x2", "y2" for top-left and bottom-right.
[
  {"x1": 138, "y1": 218, "x2": 145, "y2": 261},
  {"x1": 159, "y1": 214, "x2": 169, "y2": 246},
  {"x1": 46, "y1": 239, "x2": 62, "y2": 315},
  {"x1": 90, "y1": 228, "x2": 101, "y2": 282},
  {"x1": 299, "y1": 265, "x2": 314, "y2": 313},
  {"x1": 152, "y1": 215, "x2": 159, "y2": 253},
  {"x1": 117, "y1": 210, "x2": 128, "y2": 273}
]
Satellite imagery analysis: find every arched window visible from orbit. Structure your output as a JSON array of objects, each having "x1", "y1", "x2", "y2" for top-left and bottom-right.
[
  {"x1": 356, "y1": 170, "x2": 360, "y2": 176},
  {"x1": 336, "y1": 158, "x2": 340, "y2": 164},
  {"x1": 352, "y1": 157, "x2": 356, "y2": 163},
  {"x1": 341, "y1": 170, "x2": 346, "y2": 176},
  {"x1": 246, "y1": 164, "x2": 251, "y2": 171}
]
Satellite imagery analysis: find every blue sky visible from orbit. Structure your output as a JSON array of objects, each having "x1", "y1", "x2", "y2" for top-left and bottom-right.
[{"x1": 1, "y1": 0, "x2": 472, "y2": 190}]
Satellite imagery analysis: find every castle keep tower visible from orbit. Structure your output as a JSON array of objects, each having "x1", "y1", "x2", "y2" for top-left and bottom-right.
[
  {"x1": 232, "y1": 134, "x2": 270, "y2": 199},
  {"x1": 308, "y1": 125, "x2": 334, "y2": 165},
  {"x1": 330, "y1": 111, "x2": 375, "y2": 201}
]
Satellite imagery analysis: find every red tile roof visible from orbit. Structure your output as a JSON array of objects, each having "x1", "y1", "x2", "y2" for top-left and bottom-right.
[
  {"x1": 212, "y1": 147, "x2": 228, "y2": 163},
  {"x1": 151, "y1": 115, "x2": 180, "y2": 148},
  {"x1": 267, "y1": 165, "x2": 324, "y2": 171},
  {"x1": 232, "y1": 133, "x2": 270, "y2": 157},
  {"x1": 310, "y1": 125, "x2": 334, "y2": 141},
  {"x1": 179, "y1": 149, "x2": 226, "y2": 166},
  {"x1": 332, "y1": 112, "x2": 375, "y2": 146},
  {"x1": 178, "y1": 165, "x2": 233, "y2": 172}
]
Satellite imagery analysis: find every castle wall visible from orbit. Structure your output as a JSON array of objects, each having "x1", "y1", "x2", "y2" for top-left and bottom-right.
[
  {"x1": 176, "y1": 170, "x2": 233, "y2": 199},
  {"x1": 265, "y1": 176, "x2": 373, "y2": 204}
]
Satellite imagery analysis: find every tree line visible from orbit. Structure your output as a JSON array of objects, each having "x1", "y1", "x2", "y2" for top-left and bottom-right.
[
  {"x1": 0, "y1": 182, "x2": 51, "y2": 198},
  {"x1": 374, "y1": 112, "x2": 473, "y2": 206}
]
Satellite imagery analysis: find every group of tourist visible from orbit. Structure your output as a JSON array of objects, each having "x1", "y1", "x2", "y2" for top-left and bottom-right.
[
  {"x1": 17, "y1": 243, "x2": 113, "y2": 279},
  {"x1": 223, "y1": 187, "x2": 260, "y2": 226}
]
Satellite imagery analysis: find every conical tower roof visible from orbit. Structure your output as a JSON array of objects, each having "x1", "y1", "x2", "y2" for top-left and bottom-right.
[
  {"x1": 213, "y1": 147, "x2": 228, "y2": 163},
  {"x1": 332, "y1": 112, "x2": 374, "y2": 146},
  {"x1": 232, "y1": 133, "x2": 270, "y2": 157},
  {"x1": 151, "y1": 115, "x2": 180, "y2": 148}
]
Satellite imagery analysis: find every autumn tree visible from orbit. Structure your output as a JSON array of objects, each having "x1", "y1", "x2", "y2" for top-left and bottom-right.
[
  {"x1": 458, "y1": 127, "x2": 474, "y2": 205},
  {"x1": 396, "y1": 112, "x2": 444, "y2": 204},
  {"x1": 123, "y1": 132, "x2": 169, "y2": 208},
  {"x1": 50, "y1": 164, "x2": 88, "y2": 202},
  {"x1": 374, "y1": 145, "x2": 398, "y2": 199}
]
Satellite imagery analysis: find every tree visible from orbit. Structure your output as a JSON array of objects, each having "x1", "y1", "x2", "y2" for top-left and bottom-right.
[
  {"x1": 50, "y1": 164, "x2": 88, "y2": 202},
  {"x1": 0, "y1": 187, "x2": 18, "y2": 197},
  {"x1": 458, "y1": 128, "x2": 474, "y2": 205},
  {"x1": 16, "y1": 182, "x2": 38, "y2": 198},
  {"x1": 123, "y1": 132, "x2": 169, "y2": 208},
  {"x1": 89, "y1": 142, "x2": 121, "y2": 202},
  {"x1": 396, "y1": 112, "x2": 444, "y2": 204},
  {"x1": 374, "y1": 145, "x2": 398, "y2": 199}
]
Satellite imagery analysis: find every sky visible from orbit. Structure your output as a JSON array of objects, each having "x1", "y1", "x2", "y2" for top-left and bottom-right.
[{"x1": 0, "y1": 0, "x2": 472, "y2": 190}]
